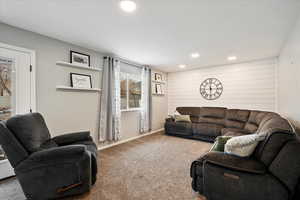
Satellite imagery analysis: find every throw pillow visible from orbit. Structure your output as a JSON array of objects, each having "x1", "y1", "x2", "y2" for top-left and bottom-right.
[
  {"x1": 211, "y1": 136, "x2": 232, "y2": 152},
  {"x1": 224, "y1": 134, "x2": 266, "y2": 157},
  {"x1": 174, "y1": 115, "x2": 191, "y2": 123}
]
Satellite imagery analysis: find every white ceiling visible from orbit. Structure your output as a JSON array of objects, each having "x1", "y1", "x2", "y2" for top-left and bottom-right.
[{"x1": 0, "y1": 0, "x2": 300, "y2": 72}]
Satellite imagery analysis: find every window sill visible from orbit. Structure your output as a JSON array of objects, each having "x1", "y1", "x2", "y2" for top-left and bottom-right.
[{"x1": 121, "y1": 108, "x2": 141, "y2": 112}]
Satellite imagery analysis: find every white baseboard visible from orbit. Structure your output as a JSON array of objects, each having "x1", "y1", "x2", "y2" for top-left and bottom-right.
[{"x1": 97, "y1": 128, "x2": 164, "y2": 151}]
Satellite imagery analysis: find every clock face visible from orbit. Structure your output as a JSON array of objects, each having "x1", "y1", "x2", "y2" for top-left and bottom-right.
[{"x1": 200, "y1": 78, "x2": 223, "y2": 100}]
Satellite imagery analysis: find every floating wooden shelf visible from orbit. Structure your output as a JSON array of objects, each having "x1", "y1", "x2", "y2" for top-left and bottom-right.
[
  {"x1": 152, "y1": 80, "x2": 166, "y2": 84},
  {"x1": 56, "y1": 61, "x2": 102, "y2": 72},
  {"x1": 56, "y1": 86, "x2": 101, "y2": 92}
]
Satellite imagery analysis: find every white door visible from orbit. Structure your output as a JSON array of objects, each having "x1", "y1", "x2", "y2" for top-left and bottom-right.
[{"x1": 0, "y1": 44, "x2": 36, "y2": 179}]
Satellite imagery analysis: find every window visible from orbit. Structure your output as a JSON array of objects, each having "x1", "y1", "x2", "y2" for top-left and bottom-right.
[{"x1": 120, "y1": 62, "x2": 142, "y2": 111}]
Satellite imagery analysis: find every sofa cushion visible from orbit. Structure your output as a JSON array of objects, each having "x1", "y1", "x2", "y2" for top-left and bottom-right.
[
  {"x1": 202, "y1": 151, "x2": 267, "y2": 174},
  {"x1": 165, "y1": 121, "x2": 192, "y2": 136},
  {"x1": 221, "y1": 128, "x2": 250, "y2": 136},
  {"x1": 254, "y1": 117, "x2": 295, "y2": 166},
  {"x1": 225, "y1": 109, "x2": 250, "y2": 129},
  {"x1": 225, "y1": 134, "x2": 266, "y2": 157},
  {"x1": 200, "y1": 107, "x2": 226, "y2": 118},
  {"x1": 176, "y1": 107, "x2": 201, "y2": 123},
  {"x1": 211, "y1": 136, "x2": 232, "y2": 152},
  {"x1": 174, "y1": 115, "x2": 191, "y2": 123},
  {"x1": 6, "y1": 113, "x2": 52, "y2": 153},
  {"x1": 226, "y1": 109, "x2": 250, "y2": 122},
  {"x1": 192, "y1": 123, "x2": 224, "y2": 137},
  {"x1": 269, "y1": 140, "x2": 300, "y2": 193},
  {"x1": 223, "y1": 131, "x2": 246, "y2": 137},
  {"x1": 244, "y1": 111, "x2": 280, "y2": 133},
  {"x1": 198, "y1": 107, "x2": 226, "y2": 126}
]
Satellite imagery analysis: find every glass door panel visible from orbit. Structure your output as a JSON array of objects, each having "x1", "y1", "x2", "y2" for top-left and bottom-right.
[{"x1": 0, "y1": 57, "x2": 15, "y2": 121}]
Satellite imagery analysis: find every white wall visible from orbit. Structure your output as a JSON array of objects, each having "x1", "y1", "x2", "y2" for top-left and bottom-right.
[
  {"x1": 278, "y1": 15, "x2": 300, "y2": 132},
  {"x1": 168, "y1": 58, "x2": 277, "y2": 114}
]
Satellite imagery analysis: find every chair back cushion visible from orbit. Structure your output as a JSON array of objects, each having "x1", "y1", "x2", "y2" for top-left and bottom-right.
[
  {"x1": 0, "y1": 122, "x2": 28, "y2": 167},
  {"x1": 6, "y1": 113, "x2": 53, "y2": 153}
]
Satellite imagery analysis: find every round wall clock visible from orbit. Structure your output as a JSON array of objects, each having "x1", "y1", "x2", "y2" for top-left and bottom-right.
[{"x1": 200, "y1": 78, "x2": 223, "y2": 100}]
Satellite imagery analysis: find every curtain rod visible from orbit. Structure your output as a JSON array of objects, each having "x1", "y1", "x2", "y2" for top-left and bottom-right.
[{"x1": 103, "y1": 56, "x2": 145, "y2": 68}]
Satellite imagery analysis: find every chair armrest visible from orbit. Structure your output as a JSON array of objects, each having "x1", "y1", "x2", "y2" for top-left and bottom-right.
[
  {"x1": 52, "y1": 131, "x2": 92, "y2": 146},
  {"x1": 203, "y1": 151, "x2": 266, "y2": 174},
  {"x1": 16, "y1": 145, "x2": 88, "y2": 172}
]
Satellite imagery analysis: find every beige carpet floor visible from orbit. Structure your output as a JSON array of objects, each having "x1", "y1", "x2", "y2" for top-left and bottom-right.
[{"x1": 0, "y1": 132, "x2": 211, "y2": 200}]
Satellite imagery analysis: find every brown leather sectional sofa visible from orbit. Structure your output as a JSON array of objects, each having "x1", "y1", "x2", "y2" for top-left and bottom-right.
[
  {"x1": 165, "y1": 107, "x2": 283, "y2": 142},
  {"x1": 165, "y1": 107, "x2": 300, "y2": 200}
]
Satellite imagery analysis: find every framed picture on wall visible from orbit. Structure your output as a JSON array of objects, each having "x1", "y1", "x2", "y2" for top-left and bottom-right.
[
  {"x1": 155, "y1": 83, "x2": 163, "y2": 95},
  {"x1": 70, "y1": 51, "x2": 90, "y2": 67},
  {"x1": 70, "y1": 73, "x2": 92, "y2": 89},
  {"x1": 154, "y1": 73, "x2": 163, "y2": 81}
]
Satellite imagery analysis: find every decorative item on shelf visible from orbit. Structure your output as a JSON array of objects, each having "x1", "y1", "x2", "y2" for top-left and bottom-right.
[
  {"x1": 200, "y1": 78, "x2": 223, "y2": 100},
  {"x1": 70, "y1": 73, "x2": 92, "y2": 89},
  {"x1": 154, "y1": 73, "x2": 163, "y2": 82},
  {"x1": 70, "y1": 51, "x2": 90, "y2": 67},
  {"x1": 153, "y1": 83, "x2": 164, "y2": 95}
]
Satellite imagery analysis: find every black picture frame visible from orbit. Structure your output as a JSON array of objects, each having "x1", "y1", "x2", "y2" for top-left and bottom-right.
[
  {"x1": 70, "y1": 73, "x2": 92, "y2": 89},
  {"x1": 154, "y1": 73, "x2": 162, "y2": 81},
  {"x1": 70, "y1": 51, "x2": 91, "y2": 67}
]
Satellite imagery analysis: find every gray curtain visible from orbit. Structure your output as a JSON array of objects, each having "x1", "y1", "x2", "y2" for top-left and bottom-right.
[
  {"x1": 99, "y1": 57, "x2": 121, "y2": 141},
  {"x1": 140, "y1": 66, "x2": 152, "y2": 133}
]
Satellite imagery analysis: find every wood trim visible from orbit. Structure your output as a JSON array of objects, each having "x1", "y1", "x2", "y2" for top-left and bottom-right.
[
  {"x1": 98, "y1": 128, "x2": 164, "y2": 151},
  {"x1": 224, "y1": 173, "x2": 240, "y2": 180},
  {"x1": 57, "y1": 182, "x2": 82, "y2": 193}
]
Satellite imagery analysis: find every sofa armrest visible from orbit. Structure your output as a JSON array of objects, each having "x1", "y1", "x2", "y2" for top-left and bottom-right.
[
  {"x1": 52, "y1": 131, "x2": 92, "y2": 146},
  {"x1": 16, "y1": 145, "x2": 88, "y2": 172},
  {"x1": 203, "y1": 151, "x2": 266, "y2": 174}
]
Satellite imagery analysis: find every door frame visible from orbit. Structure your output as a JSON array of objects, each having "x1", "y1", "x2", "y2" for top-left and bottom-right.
[{"x1": 0, "y1": 42, "x2": 36, "y2": 112}]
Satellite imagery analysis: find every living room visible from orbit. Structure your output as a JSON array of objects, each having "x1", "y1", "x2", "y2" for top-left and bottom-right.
[{"x1": 0, "y1": 0, "x2": 299, "y2": 200}]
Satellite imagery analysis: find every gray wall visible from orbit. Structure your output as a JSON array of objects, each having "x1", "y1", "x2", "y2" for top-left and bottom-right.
[
  {"x1": 0, "y1": 22, "x2": 168, "y2": 143},
  {"x1": 278, "y1": 15, "x2": 300, "y2": 133}
]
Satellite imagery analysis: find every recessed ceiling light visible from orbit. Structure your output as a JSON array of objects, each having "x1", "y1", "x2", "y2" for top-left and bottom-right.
[
  {"x1": 227, "y1": 56, "x2": 237, "y2": 61},
  {"x1": 179, "y1": 65, "x2": 186, "y2": 69},
  {"x1": 191, "y1": 53, "x2": 200, "y2": 58},
  {"x1": 120, "y1": 0, "x2": 137, "y2": 13}
]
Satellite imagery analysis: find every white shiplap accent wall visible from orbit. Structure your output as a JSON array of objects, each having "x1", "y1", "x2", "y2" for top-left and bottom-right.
[{"x1": 168, "y1": 58, "x2": 278, "y2": 114}]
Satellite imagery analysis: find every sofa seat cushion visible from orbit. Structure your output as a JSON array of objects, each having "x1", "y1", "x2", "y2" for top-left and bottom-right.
[
  {"x1": 165, "y1": 121, "x2": 192, "y2": 136},
  {"x1": 221, "y1": 128, "x2": 250, "y2": 136},
  {"x1": 192, "y1": 123, "x2": 224, "y2": 137}
]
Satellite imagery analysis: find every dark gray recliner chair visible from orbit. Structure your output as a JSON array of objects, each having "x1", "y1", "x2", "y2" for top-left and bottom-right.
[{"x1": 0, "y1": 113, "x2": 98, "y2": 200}]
